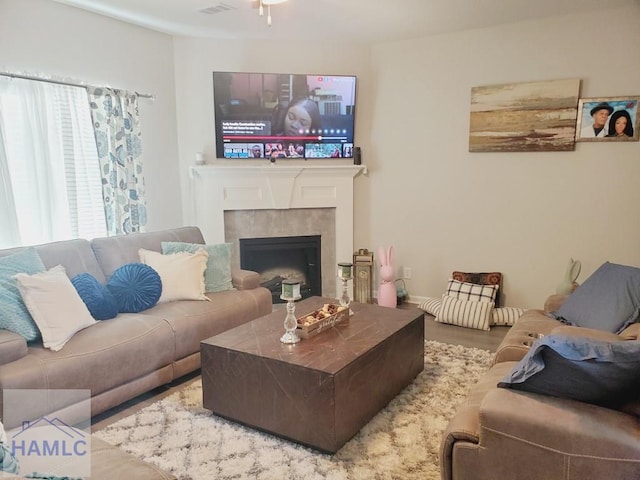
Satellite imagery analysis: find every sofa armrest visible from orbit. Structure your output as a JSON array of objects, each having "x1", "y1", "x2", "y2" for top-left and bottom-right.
[
  {"x1": 441, "y1": 368, "x2": 640, "y2": 480},
  {"x1": 619, "y1": 322, "x2": 640, "y2": 340},
  {"x1": 0, "y1": 330, "x2": 28, "y2": 366},
  {"x1": 231, "y1": 269, "x2": 261, "y2": 290},
  {"x1": 440, "y1": 362, "x2": 513, "y2": 480},
  {"x1": 550, "y1": 324, "x2": 626, "y2": 342},
  {"x1": 479, "y1": 388, "x2": 640, "y2": 457}
]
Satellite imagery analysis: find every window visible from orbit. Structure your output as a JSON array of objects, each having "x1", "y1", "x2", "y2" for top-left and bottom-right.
[{"x1": 0, "y1": 78, "x2": 106, "y2": 248}]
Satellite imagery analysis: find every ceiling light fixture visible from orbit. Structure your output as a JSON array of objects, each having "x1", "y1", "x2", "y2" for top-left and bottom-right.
[{"x1": 258, "y1": 0, "x2": 288, "y2": 26}]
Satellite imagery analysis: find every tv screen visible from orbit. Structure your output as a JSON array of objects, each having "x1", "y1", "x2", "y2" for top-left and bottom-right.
[{"x1": 213, "y1": 72, "x2": 357, "y2": 160}]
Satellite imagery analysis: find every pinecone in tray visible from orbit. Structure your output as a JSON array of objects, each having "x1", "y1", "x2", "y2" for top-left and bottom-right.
[{"x1": 297, "y1": 303, "x2": 346, "y2": 326}]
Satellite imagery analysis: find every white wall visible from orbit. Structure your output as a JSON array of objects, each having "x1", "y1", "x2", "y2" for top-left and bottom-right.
[
  {"x1": 174, "y1": 6, "x2": 640, "y2": 308},
  {"x1": 0, "y1": 0, "x2": 183, "y2": 232},
  {"x1": 367, "y1": 6, "x2": 640, "y2": 307},
  {"x1": 4, "y1": 1, "x2": 640, "y2": 308}
]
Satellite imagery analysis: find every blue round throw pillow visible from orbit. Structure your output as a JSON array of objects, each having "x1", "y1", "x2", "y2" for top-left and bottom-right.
[
  {"x1": 106, "y1": 263, "x2": 162, "y2": 313},
  {"x1": 71, "y1": 273, "x2": 119, "y2": 320}
]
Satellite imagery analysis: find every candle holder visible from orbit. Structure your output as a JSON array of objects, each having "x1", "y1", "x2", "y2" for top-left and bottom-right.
[
  {"x1": 339, "y1": 276, "x2": 353, "y2": 309},
  {"x1": 337, "y1": 263, "x2": 354, "y2": 311},
  {"x1": 280, "y1": 280, "x2": 301, "y2": 344}
]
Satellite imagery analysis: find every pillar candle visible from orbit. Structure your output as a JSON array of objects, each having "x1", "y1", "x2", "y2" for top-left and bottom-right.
[
  {"x1": 282, "y1": 280, "x2": 301, "y2": 299},
  {"x1": 338, "y1": 263, "x2": 353, "y2": 279}
]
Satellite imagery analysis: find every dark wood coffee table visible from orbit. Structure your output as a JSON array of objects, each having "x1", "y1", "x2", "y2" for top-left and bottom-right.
[{"x1": 200, "y1": 296, "x2": 424, "y2": 453}]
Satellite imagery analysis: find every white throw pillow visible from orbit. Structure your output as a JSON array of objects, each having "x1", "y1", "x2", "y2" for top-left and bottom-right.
[
  {"x1": 14, "y1": 265, "x2": 97, "y2": 351},
  {"x1": 138, "y1": 248, "x2": 209, "y2": 303},
  {"x1": 435, "y1": 295, "x2": 494, "y2": 331},
  {"x1": 418, "y1": 297, "x2": 442, "y2": 316},
  {"x1": 492, "y1": 307, "x2": 526, "y2": 326},
  {"x1": 445, "y1": 279, "x2": 499, "y2": 303}
]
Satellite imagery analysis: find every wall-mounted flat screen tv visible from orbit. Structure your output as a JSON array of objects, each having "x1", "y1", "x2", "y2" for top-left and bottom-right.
[{"x1": 213, "y1": 72, "x2": 357, "y2": 160}]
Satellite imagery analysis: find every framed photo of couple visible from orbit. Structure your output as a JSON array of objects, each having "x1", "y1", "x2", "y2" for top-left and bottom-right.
[{"x1": 576, "y1": 96, "x2": 640, "y2": 142}]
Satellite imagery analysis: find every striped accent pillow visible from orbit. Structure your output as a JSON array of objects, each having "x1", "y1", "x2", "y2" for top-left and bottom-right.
[
  {"x1": 446, "y1": 279, "x2": 498, "y2": 303},
  {"x1": 436, "y1": 295, "x2": 494, "y2": 331},
  {"x1": 492, "y1": 307, "x2": 526, "y2": 326},
  {"x1": 418, "y1": 297, "x2": 442, "y2": 316}
]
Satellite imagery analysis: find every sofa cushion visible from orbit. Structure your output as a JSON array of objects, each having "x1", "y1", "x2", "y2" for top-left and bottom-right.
[
  {"x1": 107, "y1": 263, "x2": 162, "y2": 313},
  {"x1": 138, "y1": 249, "x2": 208, "y2": 303},
  {"x1": 15, "y1": 265, "x2": 97, "y2": 351},
  {"x1": 0, "y1": 314, "x2": 175, "y2": 398},
  {"x1": 0, "y1": 248, "x2": 46, "y2": 341},
  {"x1": 162, "y1": 241, "x2": 234, "y2": 293},
  {"x1": 91, "y1": 227, "x2": 205, "y2": 281},
  {"x1": 498, "y1": 334, "x2": 640, "y2": 408},
  {"x1": 145, "y1": 288, "x2": 274, "y2": 360},
  {"x1": 435, "y1": 295, "x2": 494, "y2": 331},
  {"x1": 550, "y1": 262, "x2": 640, "y2": 333},
  {"x1": 72, "y1": 273, "x2": 119, "y2": 320},
  {"x1": 34, "y1": 238, "x2": 107, "y2": 283},
  {"x1": 0, "y1": 239, "x2": 107, "y2": 284}
]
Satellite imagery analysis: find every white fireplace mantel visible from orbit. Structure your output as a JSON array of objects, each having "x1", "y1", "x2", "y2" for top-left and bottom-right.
[{"x1": 189, "y1": 164, "x2": 366, "y2": 296}]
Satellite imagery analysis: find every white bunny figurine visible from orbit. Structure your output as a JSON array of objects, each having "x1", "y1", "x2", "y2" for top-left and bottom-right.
[
  {"x1": 556, "y1": 258, "x2": 581, "y2": 295},
  {"x1": 377, "y1": 245, "x2": 397, "y2": 308}
]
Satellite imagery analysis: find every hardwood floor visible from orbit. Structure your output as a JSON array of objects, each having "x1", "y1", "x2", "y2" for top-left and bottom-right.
[
  {"x1": 92, "y1": 302, "x2": 508, "y2": 431},
  {"x1": 423, "y1": 314, "x2": 509, "y2": 351}
]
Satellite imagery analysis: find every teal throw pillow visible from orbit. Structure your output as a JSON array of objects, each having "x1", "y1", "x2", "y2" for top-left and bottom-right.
[
  {"x1": 0, "y1": 442, "x2": 19, "y2": 474},
  {"x1": 0, "y1": 248, "x2": 45, "y2": 341},
  {"x1": 162, "y1": 241, "x2": 234, "y2": 293},
  {"x1": 498, "y1": 334, "x2": 640, "y2": 409},
  {"x1": 71, "y1": 273, "x2": 119, "y2": 320}
]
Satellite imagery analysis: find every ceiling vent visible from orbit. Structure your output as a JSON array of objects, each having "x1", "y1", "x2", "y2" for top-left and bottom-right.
[{"x1": 199, "y1": 3, "x2": 237, "y2": 15}]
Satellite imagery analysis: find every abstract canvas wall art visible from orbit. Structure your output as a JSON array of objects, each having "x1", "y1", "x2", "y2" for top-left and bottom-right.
[{"x1": 469, "y1": 78, "x2": 580, "y2": 152}]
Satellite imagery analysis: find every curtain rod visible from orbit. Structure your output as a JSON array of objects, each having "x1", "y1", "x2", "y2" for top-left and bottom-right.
[{"x1": 0, "y1": 71, "x2": 155, "y2": 99}]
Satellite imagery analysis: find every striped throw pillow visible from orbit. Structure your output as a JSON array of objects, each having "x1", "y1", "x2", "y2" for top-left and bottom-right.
[
  {"x1": 492, "y1": 307, "x2": 526, "y2": 326},
  {"x1": 418, "y1": 297, "x2": 442, "y2": 316},
  {"x1": 436, "y1": 295, "x2": 494, "y2": 331}
]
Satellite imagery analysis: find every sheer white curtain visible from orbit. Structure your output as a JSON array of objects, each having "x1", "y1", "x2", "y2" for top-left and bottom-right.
[
  {"x1": 0, "y1": 78, "x2": 106, "y2": 248},
  {"x1": 0, "y1": 109, "x2": 20, "y2": 247}
]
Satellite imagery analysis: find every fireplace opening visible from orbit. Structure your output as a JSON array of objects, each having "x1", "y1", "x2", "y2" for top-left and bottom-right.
[{"x1": 239, "y1": 235, "x2": 322, "y2": 304}]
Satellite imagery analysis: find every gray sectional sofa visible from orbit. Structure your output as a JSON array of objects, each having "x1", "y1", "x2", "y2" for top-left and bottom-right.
[
  {"x1": 0, "y1": 226, "x2": 272, "y2": 422},
  {"x1": 0, "y1": 226, "x2": 272, "y2": 478}
]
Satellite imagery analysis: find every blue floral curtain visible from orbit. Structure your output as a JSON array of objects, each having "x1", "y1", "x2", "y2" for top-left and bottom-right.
[{"x1": 87, "y1": 87, "x2": 147, "y2": 235}]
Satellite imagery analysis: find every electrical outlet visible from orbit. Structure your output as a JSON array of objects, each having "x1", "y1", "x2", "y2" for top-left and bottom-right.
[{"x1": 403, "y1": 267, "x2": 412, "y2": 279}]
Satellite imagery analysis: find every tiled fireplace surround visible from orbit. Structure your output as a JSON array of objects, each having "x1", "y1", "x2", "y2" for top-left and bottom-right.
[{"x1": 190, "y1": 164, "x2": 366, "y2": 299}]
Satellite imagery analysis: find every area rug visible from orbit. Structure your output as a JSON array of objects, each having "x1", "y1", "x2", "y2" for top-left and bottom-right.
[{"x1": 94, "y1": 341, "x2": 493, "y2": 480}]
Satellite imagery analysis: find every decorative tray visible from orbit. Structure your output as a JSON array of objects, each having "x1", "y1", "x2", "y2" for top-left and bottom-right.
[{"x1": 296, "y1": 303, "x2": 350, "y2": 339}]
